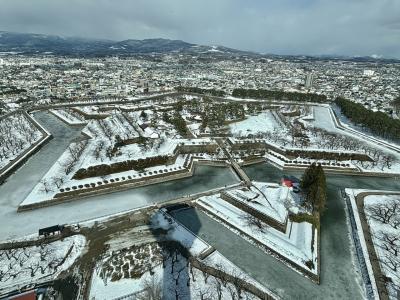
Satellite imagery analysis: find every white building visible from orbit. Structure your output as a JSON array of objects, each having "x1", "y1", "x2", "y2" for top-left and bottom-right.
[{"x1": 363, "y1": 70, "x2": 375, "y2": 76}]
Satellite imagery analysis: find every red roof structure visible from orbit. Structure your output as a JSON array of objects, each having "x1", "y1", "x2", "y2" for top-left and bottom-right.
[
  {"x1": 9, "y1": 290, "x2": 36, "y2": 300},
  {"x1": 282, "y1": 179, "x2": 293, "y2": 187}
]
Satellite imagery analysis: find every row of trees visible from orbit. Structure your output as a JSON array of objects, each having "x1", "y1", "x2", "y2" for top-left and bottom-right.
[
  {"x1": 365, "y1": 198, "x2": 400, "y2": 293},
  {"x1": 99, "y1": 240, "x2": 256, "y2": 300},
  {"x1": 182, "y1": 97, "x2": 245, "y2": 130},
  {"x1": 232, "y1": 112, "x2": 397, "y2": 171},
  {"x1": 175, "y1": 86, "x2": 225, "y2": 97},
  {"x1": 301, "y1": 163, "x2": 327, "y2": 215},
  {"x1": 201, "y1": 102, "x2": 245, "y2": 129},
  {"x1": 143, "y1": 241, "x2": 255, "y2": 300},
  {"x1": 335, "y1": 97, "x2": 400, "y2": 140},
  {"x1": 232, "y1": 88, "x2": 328, "y2": 103},
  {"x1": 59, "y1": 140, "x2": 88, "y2": 176},
  {"x1": 0, "y1": 86, "x2": 27, "y2": 96},
  {"x1": 39, "y1": 140, "x2": 89, "y2": 193},
  {"x1": 73, "y1": 155, "x2": 170, "y2": 179},
  {"x1": 0, "y1": 241, "x2": 64, "y2": 282}
]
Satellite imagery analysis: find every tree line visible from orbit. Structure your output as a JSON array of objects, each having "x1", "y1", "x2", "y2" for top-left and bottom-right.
[
  {"x1": 175, "y1": 86, "x2": 225, "y2": 97},
  {"x1": 73, "y1": 155, "x2": 170, "y2": 179},
  {"x1": 0, "y1": 86, "x2": 27, "y2": 96},
  {"x1": 232, "y1": 88, "x2": 328, "y2": 103},
  {"x1": 335, "y1": 97, "x2": 400, "y2": 140},
  {"x1": 201, "y1": 102, "x2": 245, "y2": 129}
]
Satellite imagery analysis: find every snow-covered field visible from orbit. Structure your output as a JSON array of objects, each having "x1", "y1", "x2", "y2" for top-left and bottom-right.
[
  {"x1": 229, "y1": 105, "x2": 400, "y2": 175},
  {"x1": 0, "y1": 113, "x2": 43, "y2": 171},
  {"x1": 20, "y1": 103, "x2": 218, "y2": 207},
  {"x1": 90, "y1": 249, "x2": 265, "y2": 300},
  {"x1": 311, "y1": 106, "x2": 400, "y2": 174},
  {"x1": 18, "y1": 98, "x2": 400, "y2": 211},
  {"x1": 224, "y1": 181, "x2": 290, "y2": 224},
  {"x1": 0, "y1": 235, "x2": 86, "y2": 294},
  {"x1": 197, "y1": 185, "x2": 318, "y2": 276},
  {"x1": 50, "y1": 109, "x2": 87, "y2": 125},
  {"x1": 89, "y1": 211, "x2": 275, "y2": 300},
  {"x1": 229, "y1": 111, "x2": 279, "y2": 136},
  {"x1": 364, "y1": 194, "x2": 400, "y2": 299}
]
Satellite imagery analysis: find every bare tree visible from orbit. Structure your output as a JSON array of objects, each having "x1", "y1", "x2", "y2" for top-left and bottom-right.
[
  {"x1": 376, "y1": 231, "x2": 400, "y2": 257},
  {"x1": 137, "y1": 275, "x2": 162, "y2": 300},
  {"x1": 213, "y1": 278, "x2": 223, "y2": 300},
  {"x1": 381, "y1": 252, "x2": 400, "y2": 274},
  {"x1": 51, "y1": 176, "x2": 65, "y2": 189},
  {"x1": 366, "y1": 200, "x2": 399, "y2": 225},
  {"x1": 197, "y1": 287, "x2": 211, "y2": 300},
  {"x1": 227, "y1": 284, "x2": 238, "y2": 300},
  {"x1": 240, "y1": 214, "x2": 267, "y2": 233},
  {"x1": 39, "y1": 179, "x2": 53, "y2": 194}
]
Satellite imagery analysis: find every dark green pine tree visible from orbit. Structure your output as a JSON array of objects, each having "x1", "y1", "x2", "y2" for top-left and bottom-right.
[{"x1": 301, "y1": 163, "x2": 327, "y2": 215}]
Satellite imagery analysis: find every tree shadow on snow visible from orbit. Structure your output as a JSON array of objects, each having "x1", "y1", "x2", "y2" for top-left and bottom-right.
[{"x1": 149, "y1": 204, "x2": 202, "y2": 300}]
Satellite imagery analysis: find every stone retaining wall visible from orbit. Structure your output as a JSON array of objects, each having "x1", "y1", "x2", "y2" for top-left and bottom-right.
[
  {"x1": 239, "y1": 157, "x2": 266, "y2": 166},
  {"x1": 341, "y1": 190, "x2": 377, "y2": 300},
  {"x1": 190, "y1": 257, "x2": 276, "y2": 300},
  {"x1": 196, "y1": 203, "x2": 320, "y2": 283},
  {"x1": 49, "y1": 109, "x2": 86, "y2": 127},
  {"x1": 17, "y1": 159, "x2": 230, "y2": 211},
  {"x1": 220, "y1": 192, "x2": 287, "y2": 232}
]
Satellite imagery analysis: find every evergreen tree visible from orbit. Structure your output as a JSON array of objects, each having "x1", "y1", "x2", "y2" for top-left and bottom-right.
[
  {"x1": 335, "y1": 97, "x2": 400, "y2": 140},
  {"x1": 232, "y1": 88, "x2": 327, "y2": 103},
  {"x1": 301, "y1": 163, "x2": 327, "y2": 215},
  {"x1": 174, "y1": 100, "x2": 184, "y2": 112},
  {"x1": 162, "y1": 112, "x2": 170, "y2": 123},
  {"x1": 140, "y1": 110, "x2": 147, "y2": 120}
]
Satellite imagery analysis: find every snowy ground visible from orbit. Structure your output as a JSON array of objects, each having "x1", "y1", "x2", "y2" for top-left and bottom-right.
[
  {"x1": 229, "y1": 111, "x2": 279, "y2": 136},
  {"x1": 0, "y1": 111, "x2": 237, "y2": 242},
  {"x1": 20, "y1": 104, "x2": 218, "y2": 207},
  {"x1": 20, "y1": 148, "x2": 211, "y2": 207},
  {"x1": 0, "y1": 113, "x2": 43, "y2": 171},
  {"x1": 310, "y1": 106, "x2": 400, "y2": 174},
  {"x1": 20, "y1": 100, "x2": 400, "y2": 210},
  {"x1": 224, "y1": 181, "x2": 290, "y2": 224},
  {"x1": 197, "y1": 186, "x2": 318, "y2": 276},
  {"x1": 364, "y1": 194, "x2": 400, "y2": 299},
  {"x1": 0, "y1": 235, "x2": 86, "y2": 294},
  {"x1": 89, "y1": 211, "x2": 275, "y2": 300},
  {"x1": 90, "y1": 248, "x2": 265, "y2": 300},
  {"x1": 50, "y1": 109, "x2": 87, "y2": 125},
  {"x1": 229, "y1": 105, "x2": 400, "y2": 175}
]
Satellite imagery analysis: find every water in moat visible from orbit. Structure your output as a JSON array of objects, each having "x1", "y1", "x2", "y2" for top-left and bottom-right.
[
  {"x1": 172, "y1": 163, "x2": 400, "y2": 299},
  {"x1": 0, "y1": 112, "x2": 238, "y2": 241}
]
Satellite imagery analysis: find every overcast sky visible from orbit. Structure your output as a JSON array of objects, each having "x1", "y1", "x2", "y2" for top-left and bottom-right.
[{"x1": 0, "y1": 0, "x2": 399, "y2": 58}]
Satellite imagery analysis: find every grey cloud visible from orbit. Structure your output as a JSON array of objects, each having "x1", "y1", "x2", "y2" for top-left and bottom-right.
[{"x1": 0, "y1": 0, "x2": 399, "y2": 58}]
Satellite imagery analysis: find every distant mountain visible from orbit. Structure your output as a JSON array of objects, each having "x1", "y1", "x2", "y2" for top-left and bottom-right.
[
  {"x1": 1, "y1": 31, "x2": 398, "y2": 62},
  {"x1": 0, "y1": 31, "x2": 251, "y2": 56},
  {"x1": 111, "y1": 38, "x2": 194, "y2": 53}
]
